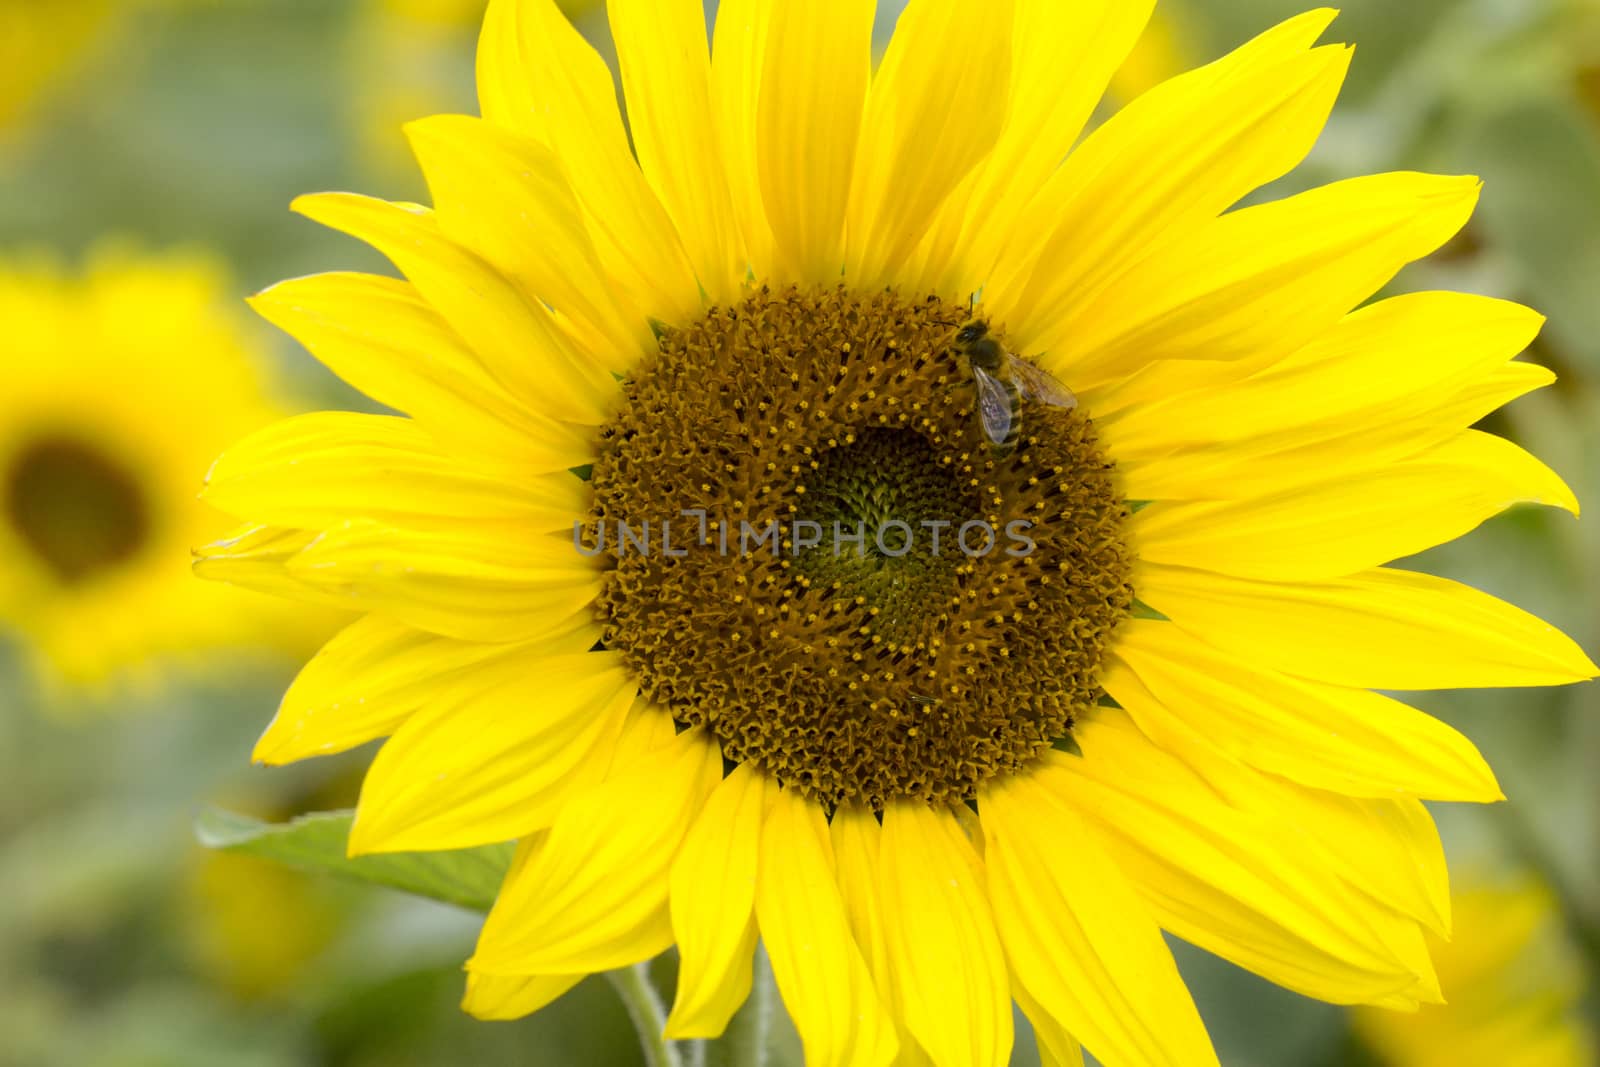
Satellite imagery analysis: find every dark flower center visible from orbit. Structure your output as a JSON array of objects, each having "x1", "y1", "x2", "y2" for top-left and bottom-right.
[
  {"x1": 5, "y1": 435, "x2": 152, "y2": 585},
  {"x1": 590, "y1": 286, "x2": 1133, "y2": 808}
]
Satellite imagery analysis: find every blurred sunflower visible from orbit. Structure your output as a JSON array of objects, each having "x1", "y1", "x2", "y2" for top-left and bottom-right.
[
  {"x1": 0, "y1": 249, "x2": 315, "y2": 697},
  {"x1": 1353, "y1": 880, "x2": 1596, "y2": 1067},
  {"x1": 0, "y1": 0, "x2": 114, "y2": 134},
  {"x1": 198, "y1": 1, "x2": 1597, "y2": 1064},
  {"x1": 347, "y1": 0, "x2": 601, "y2": 179},
  {"x1": 183, "y1": 848, "x2": 343, "y2": 1002}
]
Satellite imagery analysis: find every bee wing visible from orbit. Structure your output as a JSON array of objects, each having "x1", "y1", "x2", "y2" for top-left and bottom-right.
[
  {"x1": 972, "y1": 365, "x2": 1014, "y2": 446},
  {"x1": 1009, "y1": 357, "x2": 1078, "y2": 410}
]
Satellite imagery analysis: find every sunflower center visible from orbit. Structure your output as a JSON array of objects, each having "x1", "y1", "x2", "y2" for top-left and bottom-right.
[
  {"x1": 4, "y1": 435, "x2": 152, "y2": 585},
  {"x1": 591, "y1": 286, "x2": 1133, "y2": 808},
  {"x1": 790, "y1": 428, "x2": 980, "y2": 651}
]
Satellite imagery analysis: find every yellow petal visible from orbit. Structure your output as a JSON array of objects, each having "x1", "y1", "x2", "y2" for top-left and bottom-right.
[
  {"x1": 1011, "y1": 977, "x2": 1085, "y2": 1067},
  {"x1": 1138, "y1": 563, "x2": 1599, "y2": 689},
  {"x1": 664, "y1": 761, "x2": 770, "y2": 1039},
  {"x1": 609, "y1": 0, "x2": 746, "y2": 305},
  {"x1": 914, "y1": 0, "x2": 1155, "y2": 297},
  {"x1": 1049, "y1": 717, "x2": 1441, "y2": 1007},
  {"x1": 710, "y1": 0, "x2": 776, "y2": 278},
  {"x1": 601, "y1": 694, "x2": 688, "y2": 779},
  {"x1": 987, "y1": 10, "x2": 1346, "y2": 347},
  {"x1": 1444, "y1": 360, "x2": 1559, "y2": 425},
  {"x1": 843, "y1": 0, "x2": 1012, "y2": 288},
  {"x1": 879, "y1": 801, "x2": 1013, "y2": 1067},
  {"x1": 830, "y1": 804, "x2": 933, "y2": 1065},
  {"x1": 1266, "y1": 788, "x2": 1453, "y2": 939},
  {"x1": 348, "y1": 651, "x2": 637, "y2": 854},
  {"x1": 475, "y1": 0, "x2": 701, "y2": 324},
  {"x1": 255, "y1": 615, "x2": 557, "y2": 765},
  {"x1": 523, "y1": 694, "x2": 674, "y2": 813},
  {"x1": 460, "y1": 834, "x2": 585, "y2": 1021},
  {"x1": 1133, "y1": 429, "x2": 1577, "y2": 580},
  {"x1": 830, "y1": 804, "x2": 890, "y2": 987},
  {"x1": 1101, "y1": 291, "x2": 1545, "y2": 452},
  {"x1": 462, "y1": 970, "x2": 583, "y2": 1021},
  {"x1": 290, "y1": 193, "x2": 619, "y2": 428},
  {"x1": 1097, "y1": 691, "x2": 1455, "y2": 938},
  {"x1": 756, "y1": 0, "x2": 875, "y2": 283},
  {"x1": 287, "y1": 520, "x2": 600, "y2": 644},
  {"x1": 192, "y1": 525, "x2": 347, "y2": 609},
  {"x1": 980, "y1": 769, "x2": 1220, "y2": 1067},
  {"x1": 404, "y1": 114, "x2": 651, "y2": 377},
  {"x1": 1105, "y1": 619, "x2": 1502, "y2": 801},
  {"x1": 204, "y1": 411, "x2": 589, "y2": 532},
  {"x1": 1119, "y1": 359, "x2": 1559, "y2": 502},
  {"x1": 471, "y1": 727, "x2": 723, "y2": 974},
  {"x1": 1054, "y1": 172, "x2": 1480, "y2": 390},
  {"x1": 247, "y1": 272, "x2": 589, "y2": 479},
  {"x1": 757, "y1": 787, "x2": 899, "y2": 1067}
]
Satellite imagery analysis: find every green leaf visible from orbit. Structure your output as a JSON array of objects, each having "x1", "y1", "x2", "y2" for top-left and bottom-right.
[{"x1": 195, "y1": 808, "x2": 513, "y2": 913}]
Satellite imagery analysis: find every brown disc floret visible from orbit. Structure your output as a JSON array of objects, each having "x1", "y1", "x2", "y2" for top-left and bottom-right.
[{"x1": 592, "y1": 286, "x2": 1133, "y2": 809}]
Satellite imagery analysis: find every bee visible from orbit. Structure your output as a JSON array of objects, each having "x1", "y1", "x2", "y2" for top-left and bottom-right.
[{"x1": 947, "y1": 319, "x2": 1077, "y2": 451}]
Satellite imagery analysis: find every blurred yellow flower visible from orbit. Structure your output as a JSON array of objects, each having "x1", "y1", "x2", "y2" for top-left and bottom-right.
[
  {"x1": 0, "y1": 0, "x2": 115, "y2": 134},
  {"x1": 1353, "y1": 881, "x2": 1597, "y2": 1067},
  {"x1": 348, "y1": 0, "x2": 601, "y2": 178},
  {"x1": 183, "y1": 847, "x2": 342, "y2": 1001},
  {"x1": 199, "y1": 1, "x2": 1596, "y2": 1063},
  {"x1": 0, "y1": 248, "x2": 324, "y2": 698}
]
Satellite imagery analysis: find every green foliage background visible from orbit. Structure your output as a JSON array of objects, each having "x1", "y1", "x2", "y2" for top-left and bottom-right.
[{"x1": 2, "y1": 1, "x2": 1597, "y2": 1064}]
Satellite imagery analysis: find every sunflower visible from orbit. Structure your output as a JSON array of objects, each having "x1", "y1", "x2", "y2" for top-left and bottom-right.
[
  {"x1": 1352, "y1": 880, "x2": 1596, "y2": 1067},
  {"x1": 197, "y1": 1, "x2": 1598, "y2": 1064},
  {"x1": 0, "y1": 248, "x2": 313, "y2": 696}
]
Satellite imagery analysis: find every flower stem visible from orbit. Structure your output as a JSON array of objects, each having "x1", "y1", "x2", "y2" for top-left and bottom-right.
[
  {"x1": 607, "y1": 962, "x2": 684, "y2": 1067},
  {"x1": 719, "y1": 945, "x2": 775, "y2": 1067}
]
